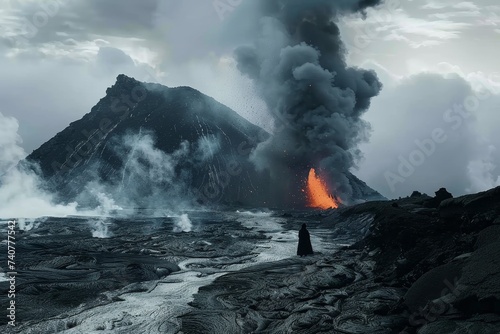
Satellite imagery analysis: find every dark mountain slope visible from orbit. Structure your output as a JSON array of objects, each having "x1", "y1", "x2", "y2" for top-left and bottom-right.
[{"x1": 27, "y1": 74, "x2": 384, "y2": 208}]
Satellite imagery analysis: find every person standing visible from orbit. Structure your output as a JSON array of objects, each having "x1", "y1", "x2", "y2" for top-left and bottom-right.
[{"x1": 297, "y1": 223, "x2": 314, "y2": 256}]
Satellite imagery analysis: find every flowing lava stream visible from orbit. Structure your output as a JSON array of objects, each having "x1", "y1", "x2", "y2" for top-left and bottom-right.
[{"x1": 306, "y1": 168, "x2": 339, "y2": 209}]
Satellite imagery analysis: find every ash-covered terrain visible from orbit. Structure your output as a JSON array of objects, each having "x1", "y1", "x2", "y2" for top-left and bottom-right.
[{"x1": 1, "y1": 185, "x2": 499, "y2": 334}]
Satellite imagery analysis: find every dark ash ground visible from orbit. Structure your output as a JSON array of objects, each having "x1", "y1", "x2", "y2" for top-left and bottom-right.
[{"x1": 1, "y1": 187, "x2": 500, "y2": 333}]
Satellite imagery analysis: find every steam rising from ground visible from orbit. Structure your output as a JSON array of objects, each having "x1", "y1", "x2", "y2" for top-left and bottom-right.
[
  {"x1": 90, "y1": 219, "x2": 113, "y2": 238},
  {"x1": 0, "y1": 113, "x2": 79, "y2": 218},
  {"x1": 0, "y1": 112, "x2": 124, "y2": 220},
  {"x1": 0, "y1": 113, "x2": 213, "y2": 221},
  {"x1": 232, "y1": 0, "x2": 383, "y2": 202},
  {"x1": 74, "y1": 130, "x2": 219, "y2": 214},
  {"x1": 18, "y1": 217, "x2": 47, "y2": 231},
  {"x1": 173, "y1": 213, "x2": 193, "y2": 233}
]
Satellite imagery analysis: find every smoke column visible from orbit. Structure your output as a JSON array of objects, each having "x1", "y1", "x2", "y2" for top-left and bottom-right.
[{"x1": 233, "y1": 0, "x2": 383, "y2": 204}]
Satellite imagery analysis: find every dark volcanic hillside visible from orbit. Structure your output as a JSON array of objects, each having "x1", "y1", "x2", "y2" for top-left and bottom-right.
[{"x1": 27, "y1": 74, "x2": 384, "y2": 209}]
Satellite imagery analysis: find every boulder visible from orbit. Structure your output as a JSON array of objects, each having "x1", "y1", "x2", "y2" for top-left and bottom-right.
[
  {"x1": 453, "y1": 242, "x2": 500, "y2": 315},
  {"x1": 404, "y1": 261, "x2": 463, "y2": 312},
  {"x1": 475, "y1": 225, "x2": 500, "y2": 249},
  {"x1": 439, "y1": 186, "x2": 500, "y2": 220},
  {"x1": 425, "y1": 188, "x2": 453, "y2": 208}
]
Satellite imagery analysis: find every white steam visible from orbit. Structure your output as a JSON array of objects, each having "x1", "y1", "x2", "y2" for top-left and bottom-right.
[
  {"x1": 173, "y1": 214, "x2": 192, "y2": 233},
  {"x1": 0, "y1": 113, "x2": 219, "y2": 222},
  {"x1": 18, "y1": 217, "x2": 47, "y2": 231},
  {"x1": 0, "y1": 113, "x2": 79, "y2": 219},
  {"x1": 76, "y1": 131, "x2": 220, "y2": 215},
  {"x1": 89, "y1": 218, "x2": 113, "y2": 238},
  {"x1": 193, "y1": 135, "x2": 221, "y2": 163},
  {"x1": 0, "y1": 113, "x2": 24, "y2": 170},
  {"x1": 91, "y1": 190, "x2": 123, "y2": 216},
  {"x1": 86, "y1": 190, "x2": 119, "y2": 239},
  {"x1": 114, "y1": 132, "x2": 191, "y2": 212}
]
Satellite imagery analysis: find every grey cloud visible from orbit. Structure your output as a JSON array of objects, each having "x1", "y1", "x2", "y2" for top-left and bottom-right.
[
  {"x1": 355, "y1": 73, "x2": 500, "y2": 198},
  {"x1": 95, "y1": 46, "x2": 137, "y2": 76}
]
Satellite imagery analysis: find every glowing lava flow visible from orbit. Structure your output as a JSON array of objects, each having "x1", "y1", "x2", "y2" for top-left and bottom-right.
[{"x1": 306, "y1": 168, "x2": 339, "y2": 209}]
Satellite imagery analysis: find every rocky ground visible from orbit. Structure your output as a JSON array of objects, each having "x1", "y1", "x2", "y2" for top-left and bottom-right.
[
  {"x1": 181, "y1": 187, "x2": 500, "y2": 333},
  {"x1": 0, "y1": 211, "x2": 329, "y2": 333},
  {"x1": 1, "y1": 186, "x2": 499, "y2": 333},
  {"x1": 328, "y1": 186, "x2": 500, "y2": 333}
]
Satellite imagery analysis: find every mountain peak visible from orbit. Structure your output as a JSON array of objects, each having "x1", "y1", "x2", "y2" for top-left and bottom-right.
[
  {"x1": 105, "y1": 74, "x2": 141, "y2": 96},
  {"x1": 116, "y1": 73, "x2": 138, "y2": 85}
]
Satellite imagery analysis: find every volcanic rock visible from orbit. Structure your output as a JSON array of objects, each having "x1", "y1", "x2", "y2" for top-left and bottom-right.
[
  {"x1": 403, "y1": 261, "x2": 463, "y2": 312},
  {"x1": 475, "y1": 225, "x2": 500, "y2": 249},
  {"x1": 454, "y1": 242, "x2": 500, "y2": 314},
  {"x1": 348, "y1": 185, "x2": 500, "y2": 332},
  {"x1": 424, "y1": 187, "x2": 453, "y2": 208},
  {"x1": 418, "y1": 320, "x2": 500, "y2": 334}
]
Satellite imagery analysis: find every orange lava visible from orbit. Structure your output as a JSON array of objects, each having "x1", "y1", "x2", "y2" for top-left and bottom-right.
[{"x1": 306, "y1": 168, "x2": 339, "y2": 209}]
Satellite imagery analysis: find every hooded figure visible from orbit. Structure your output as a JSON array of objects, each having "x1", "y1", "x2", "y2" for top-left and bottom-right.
[{"x1": 297, "y1": 223, "x2": 314, "y2": 256}]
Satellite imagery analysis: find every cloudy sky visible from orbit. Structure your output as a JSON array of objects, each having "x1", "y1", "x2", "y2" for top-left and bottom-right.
[{"x1": 1, "y1": 0, "x2": 499, "y2": 199}]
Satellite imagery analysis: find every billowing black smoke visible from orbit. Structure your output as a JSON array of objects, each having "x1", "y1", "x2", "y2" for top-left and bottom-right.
[{"x1": 234, "y1": 0, "x2": 383, "y2": 205}]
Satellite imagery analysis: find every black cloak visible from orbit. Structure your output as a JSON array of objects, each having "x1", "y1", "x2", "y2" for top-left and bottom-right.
[{"x1": 297, "y1": 223, "x2": 314, "y2": 256}]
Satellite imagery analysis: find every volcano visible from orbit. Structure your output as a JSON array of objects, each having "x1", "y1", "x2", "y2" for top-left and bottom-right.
[{"x1": 27, "y1": 75, "x2": 385, "y2": 209}]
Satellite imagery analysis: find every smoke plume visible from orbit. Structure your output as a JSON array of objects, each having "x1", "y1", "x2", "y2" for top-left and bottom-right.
[{"x1": 233, "y1": 0, "x2": 383, "y2": 203}]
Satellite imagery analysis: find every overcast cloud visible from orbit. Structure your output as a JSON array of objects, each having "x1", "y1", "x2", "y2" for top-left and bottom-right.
[{"x1": 1, "y1": 0, "x2": 499, "y2": 198}]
